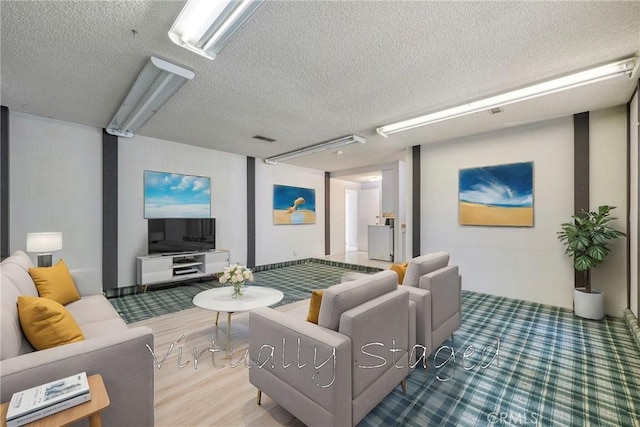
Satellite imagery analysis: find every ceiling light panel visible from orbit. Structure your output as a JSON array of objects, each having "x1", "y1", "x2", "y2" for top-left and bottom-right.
[
  {"x1": 265, "y1": 135, "x2": 365, "y2": 165},
  {"x1": 106, "y1": 57, "x2": 194, "y2": 138},
  {"x1": 169, "y1": 0, "x2": 265, "y2": 60},
  {"x1": 377, "y1": 56, "x2": 639, "y2": 137}
]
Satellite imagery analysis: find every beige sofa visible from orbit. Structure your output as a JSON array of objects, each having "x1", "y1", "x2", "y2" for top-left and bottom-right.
[
  {"x1": 248, "y1": 270, "x2": 416, "y2": 427},
  {"x1": 0, "y1": 250, "x2": 154, "y2": 426}
]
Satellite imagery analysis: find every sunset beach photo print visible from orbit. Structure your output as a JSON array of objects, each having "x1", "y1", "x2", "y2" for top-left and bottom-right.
[{"x1": 459, "y1": 162, "x2": 534, "y2": 227}]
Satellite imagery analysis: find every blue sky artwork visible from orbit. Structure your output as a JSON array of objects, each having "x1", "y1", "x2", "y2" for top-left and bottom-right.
[
  {"x1": 273, "y1": 185, "x2": 316, "y2": 212},
  {"x1": 459, "y1": 162, "x2": 533, "y2": 208},
  {"x1": 144, "y1": 170, "x2": 211, "y2": 218}
]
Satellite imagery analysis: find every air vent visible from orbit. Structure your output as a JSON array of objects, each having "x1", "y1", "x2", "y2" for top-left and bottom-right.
[
  {"x1": 488, "y1": 107, "x2": 503, "y2": 115},
  {"x1": 252, "y1": 135, "x2": 276, "y2": 143}
]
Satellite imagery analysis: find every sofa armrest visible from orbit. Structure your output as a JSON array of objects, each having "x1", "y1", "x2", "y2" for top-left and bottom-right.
[
  {"x1": 419, "y1": 265, "x2": 460, "y2": 329},
  {"x1": 404, "y1": 286, "x2": 433, "y2": 355},
  {"x1": 408, "y1": 300, "x2": 416, "y2": 365},
  {"x1": 249, "y1": 308, "x2": 351, "y2": 426},
  {"x1": 0, "y1": 326, "x2": 154, "y2": 427}
]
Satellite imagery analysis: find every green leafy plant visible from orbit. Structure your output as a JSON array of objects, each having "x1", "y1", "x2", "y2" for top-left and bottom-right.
[{"x1": 557, "y1": 205, "x2": 626, "y2": 293}]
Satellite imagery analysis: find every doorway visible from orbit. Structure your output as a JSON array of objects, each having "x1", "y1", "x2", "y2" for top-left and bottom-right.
[{"x1": 345, "y1": 189, "x2": 358, "y2": 252}]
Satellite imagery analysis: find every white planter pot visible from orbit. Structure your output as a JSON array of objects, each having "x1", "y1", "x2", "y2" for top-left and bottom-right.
[{"x1": 573, "y1": 288, "x2": 604, "y2": 320}]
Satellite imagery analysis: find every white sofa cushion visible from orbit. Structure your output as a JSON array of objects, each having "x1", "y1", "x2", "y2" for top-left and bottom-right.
[
  {"x1": 1, "y1": 260, "x2": 38, "y2": 297},
  {"x1": 0, "y1": 258, "x2": 39, "y2": 359},
  {"x1": 65, "y1": 295, "x2": 123, "y2": 325}
]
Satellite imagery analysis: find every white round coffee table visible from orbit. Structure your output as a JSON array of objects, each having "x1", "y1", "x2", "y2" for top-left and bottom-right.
[{"x1": 192, "y1": 286, "x2": 284, "y2": 357}]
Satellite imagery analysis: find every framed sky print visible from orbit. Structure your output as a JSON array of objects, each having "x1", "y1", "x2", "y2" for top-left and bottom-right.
[
  {"x1": 144, "y1": 170, "x2": 211, "y2": 219},
  {"x1": 459, "y1": 161, "x2": 534, "y2": 227},
  {"x1": 273, "y1": 184, "x2": 316, "y2": 225}
]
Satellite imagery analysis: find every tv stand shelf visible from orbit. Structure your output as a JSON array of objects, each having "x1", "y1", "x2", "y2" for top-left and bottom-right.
[
  {"x1": 173, "y1": 261, "x2": 202, "y2": 268},
  {"x1": 136, "y1": 250, "x2": 230, "y2": 289}
]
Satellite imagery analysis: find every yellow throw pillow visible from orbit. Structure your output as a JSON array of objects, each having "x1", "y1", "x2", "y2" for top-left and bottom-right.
[
  {"x1": 17, "y1": 296, "x2": 84, "y2": 350},
  {"x1": 306, "y1": 290, "x2": 325, "y2": 324},
  {"x1": 29, "y1": 259, "x2": 80, "y2": 305},
  {"x1": 389, "y1": 262, "x2": 409, "y2": 285}
]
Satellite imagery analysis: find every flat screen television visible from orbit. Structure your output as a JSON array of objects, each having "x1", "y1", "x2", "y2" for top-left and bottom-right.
[{"x1": 147, "y1": 218, "x2": 216, "y2": 255}]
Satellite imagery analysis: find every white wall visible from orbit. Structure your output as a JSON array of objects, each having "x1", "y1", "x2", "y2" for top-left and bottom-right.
[
  {"x1": 345, "y1": 188, "x2": 358, "y2": 250},
  {"x1": 421, "y1": 117, "x2": 575, "y2": 309},
  {"x1": 255, "y1": 162, "x2": 325, "y2": 265},
  {"x1": 8, "y1": 112, "x2": 331, "y2": 290},
  {"x1": 357, "y1": 185, "x2": 381, "y2": 251},
  {"x1": 381, "y1": 167, "x2": 398, "y2": 261},
  {"x1": 118, "y1": 135, "x2": 248, "y2": 287},
  {"x1": 381, "y1": 169, "x2": 395, "y2": 216},
  {"x1": 630, "y1": 90, "x2": 639, "y2": 317},
  {"x1": 590, "y1": 106, "x2": 628, "y2": 316},
  {"x1": 9, "y1": 113, "x2": 103, "y2": 295},
  {"x1": 404, "y1": 148, "x2": 414, "y2": 259},
  {"x1": 329, "y1": 178, "x2": 360, "y2": 254},
  {"x1": 396, "y1": 160, "x2": 407, "y2": 262}
]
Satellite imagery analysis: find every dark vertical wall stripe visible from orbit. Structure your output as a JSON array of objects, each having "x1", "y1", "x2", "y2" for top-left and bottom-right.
[
  {"x1": 412, "y1": 145, "x2": 421, "y2": 258},
  {"x1": 627, "y1": 101, "x2": 631, "y2": 308},
  {"x1": 573, "y1": 112, "x2": 589, "y2": 289},
  {"x1": 247, "y1": 157, "x2": 256, "y2": 268},
  {"x1": 1, "y1": 106, "x2": 9, "y2": 260},
  {"x1": 102, "y1": 130, "x2": 118, "y2": 291},
  {"x1": 636, "y1": 81, "x2": 640, "y2": 314},
  {"x1": 325, "y1": 171, "x2": 330, "y2": 255}
]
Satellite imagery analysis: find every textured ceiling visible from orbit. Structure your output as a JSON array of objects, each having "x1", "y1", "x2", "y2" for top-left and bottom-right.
[{"x1": 1, "y1": 1, "x2": 639, "y2": 173}]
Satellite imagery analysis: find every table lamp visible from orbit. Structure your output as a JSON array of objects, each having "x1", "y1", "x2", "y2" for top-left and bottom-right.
[{"x1": 26, "y1": 232, "x2": 63, "y2": 267}]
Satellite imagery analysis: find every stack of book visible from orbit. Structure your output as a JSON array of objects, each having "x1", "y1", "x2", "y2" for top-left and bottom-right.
[{"x1": 5, "y1": 372, "x2": 91, "y2": 427}]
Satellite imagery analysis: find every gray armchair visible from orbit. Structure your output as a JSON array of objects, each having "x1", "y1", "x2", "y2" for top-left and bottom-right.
[
  {"x1": 402, "y1": 252, "x2": 462, "y2": 356},
  {"x1": 248, "y1": 270, "x2": 416, "y2": 427}
]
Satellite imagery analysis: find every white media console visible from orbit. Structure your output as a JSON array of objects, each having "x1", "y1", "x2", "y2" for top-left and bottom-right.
[{"x1": 136, "y1": 249, "x2": 230, "y2": 289}]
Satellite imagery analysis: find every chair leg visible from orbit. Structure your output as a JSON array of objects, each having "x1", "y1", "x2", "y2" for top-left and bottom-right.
[
  {"x1": 257, "y1": 389, "x2": 262, "y2": 405},
  {"x1": 451, "y1": 333, "x2": 454, "y2": 343},
  {"x1": 401, "y1": 379, "x2": 407, "y2": 395}
]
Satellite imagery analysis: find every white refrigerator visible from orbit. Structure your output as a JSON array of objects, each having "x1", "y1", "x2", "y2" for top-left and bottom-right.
[{"x1": 368, "y1": 225, "x2": 394, "y2": 261}]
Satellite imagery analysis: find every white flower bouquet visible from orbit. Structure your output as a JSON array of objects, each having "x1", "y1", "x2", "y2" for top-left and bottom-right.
[{"x1": 219, "y1": 264, "x2": 254, "y2": 298}]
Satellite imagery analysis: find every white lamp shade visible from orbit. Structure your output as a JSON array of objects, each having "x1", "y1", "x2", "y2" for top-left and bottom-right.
[{"x1": 26, "y1": 232, "x2": 63, "y2": 253}]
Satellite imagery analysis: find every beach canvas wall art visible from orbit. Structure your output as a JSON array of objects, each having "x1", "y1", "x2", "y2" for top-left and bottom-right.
[
  {"x1": 273, "y1": 184, "x2": 316, "y2": 225},
  {"x1": 144, "y1": 170, "x2": 211, "y2": 219},
  {"x1": 459, "y1": 162, "x2": 534, "y2": 227}
]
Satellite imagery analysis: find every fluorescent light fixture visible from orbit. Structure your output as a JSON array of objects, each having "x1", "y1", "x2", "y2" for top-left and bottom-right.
[
  {"x1": 377, "y1": 56, "x2": 639, "y2": 137},
  {"x1": 27, "y1": 232, "x2": 63, "y2": 267},
  {"x1": 169, "y1": 0, "x2": 265, "y2": 60},
  {"x1": 106, "y1": 57, "x2": 194, "y2": 138},
  {"x1": 265, "y1": 135, "x2": 366, "y2": 165}
]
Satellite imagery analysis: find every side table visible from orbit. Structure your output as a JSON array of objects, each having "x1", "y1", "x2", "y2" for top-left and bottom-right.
[{"x1": 1, "y1": 374, "x2": 110, "y2": 427}]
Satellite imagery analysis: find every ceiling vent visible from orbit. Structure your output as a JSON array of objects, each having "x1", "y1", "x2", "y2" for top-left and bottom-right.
[
  {"x1": 252, "y1": 135, "x2": 276, "y2": 143},
  {"x1": 488, "y1": 107, "x2": 503, "y2": 115}
]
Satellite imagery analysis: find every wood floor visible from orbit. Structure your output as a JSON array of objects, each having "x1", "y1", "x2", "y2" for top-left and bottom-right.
[{"x1": 133, "y1": 300, "x2": 310, "y2": 427}]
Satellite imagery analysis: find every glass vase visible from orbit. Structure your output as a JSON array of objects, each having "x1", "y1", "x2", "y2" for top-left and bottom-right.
[{"x1": 231, "y1": 282, "x2": 245, "y2": 299}]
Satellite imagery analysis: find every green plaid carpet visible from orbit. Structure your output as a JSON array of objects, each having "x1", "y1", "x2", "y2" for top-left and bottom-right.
[
  {"x1": 109, "y1": 261, "x2": 370, "y2": 323},
  {"x1": 110, "y1": 265, "x2": 640, "y2": 426},
  {"x1": 360, "y1": 291, "x2": 640, "y2": 427}
]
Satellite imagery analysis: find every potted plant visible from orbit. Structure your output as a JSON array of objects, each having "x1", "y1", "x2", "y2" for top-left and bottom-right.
[{"x1": 557, "y1": 205, "x2": 626, "y2": 320}]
